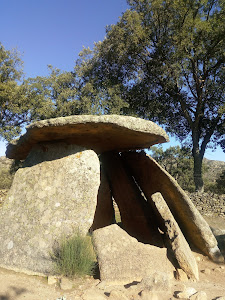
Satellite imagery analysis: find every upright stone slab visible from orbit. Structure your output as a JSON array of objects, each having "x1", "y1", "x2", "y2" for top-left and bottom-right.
[
  {"x1": 122, "y1": 151, "x2": 223, "y2": 262},
  {"x1": 0, "y1": 143, "x2": 100, "y2": 274},
  {"x1": 91, "y1": 167, "x2": 115, "y2": 231},
  {"x1": 151, "y1": 192, "x2": 199, "y2": 281}
]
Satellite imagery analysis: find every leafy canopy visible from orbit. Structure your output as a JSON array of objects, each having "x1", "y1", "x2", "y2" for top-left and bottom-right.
[{"x1": 76, "y1": 0, "x2": 225, "y2": 191}]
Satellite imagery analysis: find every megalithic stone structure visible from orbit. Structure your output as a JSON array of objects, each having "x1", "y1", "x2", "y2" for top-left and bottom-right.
[{"x1": 0, "y1": 114, "x2": 223, "y2": 277}]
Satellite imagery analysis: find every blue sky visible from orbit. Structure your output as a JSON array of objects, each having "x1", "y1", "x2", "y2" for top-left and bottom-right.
[{"x1": 0, "y1": 0, "x2": 224, "y2": 161}]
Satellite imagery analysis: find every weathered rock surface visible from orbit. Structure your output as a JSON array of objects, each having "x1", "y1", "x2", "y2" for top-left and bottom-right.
[
  {"x1": 6, "y1": 115, "x2": 169, "y2": 160},
  {"x1": 91, "y1": 167, "x2": 115, "y2": 231},
  {"x1": 122, "y1": 151, "x2": 223, "y2": 262},
  {"x1": 100, "y1": 152, "x2": 163, "y2": 245},
  {"x1": 92, "y1": 224, "x2": 175, "y2": 284},
  {"x1": 151, "y1": 192, "x2": 199, "y2": 281},
  {"x1": 0, "y1": 143, "x2": 100, "y2": 274},
  {"x1": 137, "y1": 272, "x2": 171, "y2": 291}
]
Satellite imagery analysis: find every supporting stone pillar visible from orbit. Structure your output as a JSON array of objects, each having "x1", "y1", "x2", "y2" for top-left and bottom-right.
[
  {"x1": 122, "y1": 151, "x2": 224, "y2": 262},
  {"x1": 100, "y1": 152, "x2": 163, "y2": 246},
  {"x1": 91, "y1": 166, "x2": 115, "y2": 231},
  {"x1": 0, "y1": 143, "x2": 100, "y2": 274}
]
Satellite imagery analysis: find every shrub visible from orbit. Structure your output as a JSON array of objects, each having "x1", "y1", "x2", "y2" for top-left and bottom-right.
[
  {"x1": 215, "y1": 169, "x2": 225, "y2": 194},
  {"x1": 51, "y1": 232, "x2": 97, "y2": 278}
]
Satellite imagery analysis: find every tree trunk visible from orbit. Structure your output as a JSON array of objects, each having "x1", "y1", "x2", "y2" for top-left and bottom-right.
[{"x1": 193, "y1": 151, "x2": 204, "y2": 193}]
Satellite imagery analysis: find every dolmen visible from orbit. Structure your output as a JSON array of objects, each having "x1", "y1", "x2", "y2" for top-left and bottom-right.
[{"x1": 0, "y1": 115, "x2": 223, "y2": 281}]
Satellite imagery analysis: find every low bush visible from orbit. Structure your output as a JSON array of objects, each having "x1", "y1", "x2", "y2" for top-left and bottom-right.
[{"x1": 51, "y1": 232, "x2": 97, "y2": 278}]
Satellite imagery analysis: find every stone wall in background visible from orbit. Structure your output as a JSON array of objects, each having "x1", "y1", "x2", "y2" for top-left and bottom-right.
[{"x1": 187, "y1": 192, "x2": 225, "y2": 218}]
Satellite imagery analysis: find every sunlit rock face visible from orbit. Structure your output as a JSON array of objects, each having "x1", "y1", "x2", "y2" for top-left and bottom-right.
[{"x1": 0, "y1": 143, "x2": 100, "y2": 274}]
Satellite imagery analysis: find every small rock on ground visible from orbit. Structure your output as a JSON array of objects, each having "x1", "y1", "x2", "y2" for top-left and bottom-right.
[
  {"x1": 190, "y1": 291, "x2": 207, "y2": 300},
  {"x1": 176, "y1": 287, "x2": 197, "y2": 299}
]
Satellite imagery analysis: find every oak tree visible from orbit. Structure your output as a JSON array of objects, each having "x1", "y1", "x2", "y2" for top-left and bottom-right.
[{"x1": 77, "y1": 0, "x2": 225, "y2": 192}]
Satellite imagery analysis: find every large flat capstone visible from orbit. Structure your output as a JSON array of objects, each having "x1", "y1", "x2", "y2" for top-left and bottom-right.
[
  {"x1": 0, "y1": 143, "x2": 100, "y2": 274},
  {"x1": 6, "y1": 115, "x2": 169, "y2": 160}
]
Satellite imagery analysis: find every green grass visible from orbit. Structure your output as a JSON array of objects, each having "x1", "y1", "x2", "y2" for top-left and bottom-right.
[{"x1": 51, "y1": 232, "x2": 97, "y2": 278}]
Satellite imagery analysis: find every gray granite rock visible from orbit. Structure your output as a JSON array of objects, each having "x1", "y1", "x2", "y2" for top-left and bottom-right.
[
  {"x1": 0, "y1": 143, "x2": 100, "y2": 274},
  {"x1": 92, "y1": 224, "x2": 175, "y2": 284},
  {"x1": 151, "y1": 192, "x2": 199, "y2": 281},
  {"x1": 6, "y1": 115, "x2": 169, "y2": 160}
]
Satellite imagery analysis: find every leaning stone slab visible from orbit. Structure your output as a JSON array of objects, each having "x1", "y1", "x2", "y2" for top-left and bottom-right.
[
  {"x1": 6, "y1": 115, "x2": 169, "y2": 160},
  {"x1": 122, "y1": 151, "x2": 223, "y2": 262},
  {"x1": 0, "y1": 143, "x2": 100, "y2": 274},
  {"x1": 151, "y1": 192, "x2": 199, "y2": 281},
  {"x1": 92, "y1": 224, "x2": 175, "y2": 284}
]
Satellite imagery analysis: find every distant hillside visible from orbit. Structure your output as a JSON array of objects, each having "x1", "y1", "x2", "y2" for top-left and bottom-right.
[{"x1": 203, "y1": 158, "x2": 225, "y2": 183}]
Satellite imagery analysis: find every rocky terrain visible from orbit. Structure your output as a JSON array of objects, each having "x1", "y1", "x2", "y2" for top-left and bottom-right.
[
  {"x1": 203, "y1": 158, "x2": 225, "y2": 184},
  {"x1": 0, "y1": 235, "x2": 224, "y2": 300}
]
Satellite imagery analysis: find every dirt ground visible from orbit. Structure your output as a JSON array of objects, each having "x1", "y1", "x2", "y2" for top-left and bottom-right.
[{"x1": 0, "y1": 216, "x2": 225, "y2": 300}]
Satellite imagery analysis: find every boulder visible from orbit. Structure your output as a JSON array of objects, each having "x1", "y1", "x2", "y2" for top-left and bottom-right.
[
  {"x1": 100, "y1": 152, "x2": 163, "y2": 245},
  {"x1": 92, "y1": 224, "x2": 175, "y2": 284},
  {"x1": 0, "y1": 143, "x2": 100, "y2": 274},
  {"x1": 6, "y1": 115, "x2": 169, "y2": 160},
  {"x1": 122, "y1": 151, "x2": 223, "y2": 262},
  {"x1": 151, "y1": 192, "x2": 199, "y2": 281}
]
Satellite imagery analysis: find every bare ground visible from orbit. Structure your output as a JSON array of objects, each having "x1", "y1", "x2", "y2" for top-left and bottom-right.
[{"x1": 0, "y1": 215, "x2": 225, "y2": 300}]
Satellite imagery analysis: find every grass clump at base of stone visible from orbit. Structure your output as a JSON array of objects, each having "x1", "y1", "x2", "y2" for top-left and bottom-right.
[{"x1": 51, "y1": 232, "x2": 97, "y2": 278}]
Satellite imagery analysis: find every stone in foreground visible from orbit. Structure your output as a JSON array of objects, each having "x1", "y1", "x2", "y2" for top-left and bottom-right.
[
  {"x1": 151, "y1": 192, "x2": 199, "y2": 281},
  {"x1": 122, "y1": 151, "x2": 223, "y2": 262},
  {"x1": 92, "y1": 224, "x2": 174, "y2": 284},
  {"x1": 6, "y1": 115, "x2": 169, "y2": 160},
  {"x1": 0, "y1": 143, "x2": 100, "y2": 274}
]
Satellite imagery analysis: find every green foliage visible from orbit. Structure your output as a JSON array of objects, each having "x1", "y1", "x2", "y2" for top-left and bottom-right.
[
  {"x1": 0, "y1": 44, "x2": 54, "y2": 141},
  {"x1": 150, "y1": 146, "x2": 196, "y2": 192},
  {"x1": 75, "y1": 0, "x2": 225, "y2": 191},
  {"x1": 215, "y1": 169, "x2": 225, "y2": 194},
  {"x1": 51, "y1": 232, "x2": 96, "y2": 278},
  {"x1": 0, "y1": 43, "x2": 25, "y2": 140}
]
